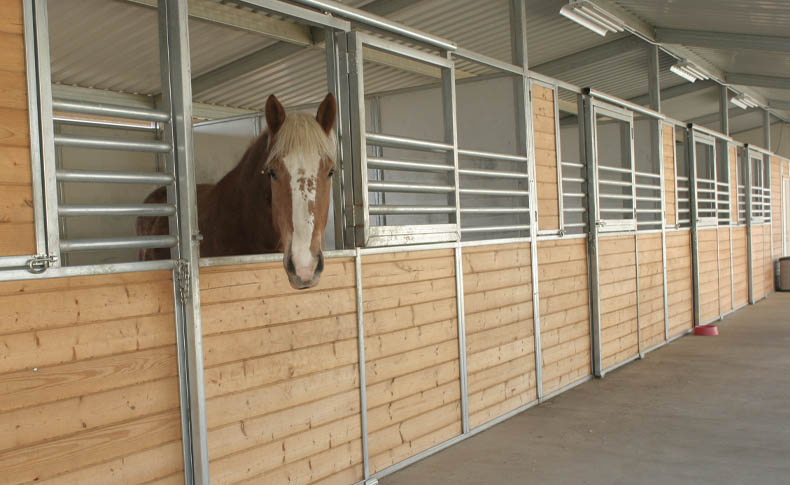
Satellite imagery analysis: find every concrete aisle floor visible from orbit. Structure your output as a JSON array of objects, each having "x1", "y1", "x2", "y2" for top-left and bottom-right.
[{"x1": 380, "y1": 293, "x2": 790, "y2": 485}]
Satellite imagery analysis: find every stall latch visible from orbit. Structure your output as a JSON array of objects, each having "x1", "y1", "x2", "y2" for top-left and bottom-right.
[{"x1": 26, "y1": 254, "x2": 58, "y2": 274}]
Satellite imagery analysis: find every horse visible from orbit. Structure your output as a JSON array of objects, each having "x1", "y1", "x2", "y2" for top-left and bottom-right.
[{"x1": 136, "y1": 93, "x2": 337, "y2": 290}]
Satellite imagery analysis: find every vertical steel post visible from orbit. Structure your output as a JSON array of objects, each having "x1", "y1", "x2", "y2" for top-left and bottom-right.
[
  {"x1": 511, "y1": 0, "x2": 542, "y2": 398},
  {"x1": 31, "y1": 0, "x2": 61, "y2": 266},
  {"x1": 745, "y1": 147, "x2": 754, "y2": 303},
  {"x1": 324, "y1": 29, "x2": 346, "y2": 250},
  {"x1": 354, "y1": 248, "x2": 370, "y2": 480},
  {"x1": 345, "y1": 33, "x2": 369, "y2": 246},
  {"x1": 158, "y1": 0, "x2": 209, "y2": 482},
  {"x1": 658, "y1": 121, "x2": 670, "y2": 342},
  {"x1": 763, "y1": 110, "x2": 771, "y2": 151},
  {"x1": 334, "y1": 32, "x2": 357, "y2": 248},
  {"x1": 583, "y1": 95, "x2": 603, "y2": 377},
  {"x1": 719, "y1": 86, "x2": 729, "y2": 136},
  {"x1": 647, "y1": 44, "x2": 661, "y2": 112},
  {"x1": 687, "y1": 126, "x2": 701, "y2": 326},
  {"x1": 553, "y1": 83, "x2": 565, "y2": 233},
  {"x1": 454, "y1": 246, "x2": 469, "y2": 433}
]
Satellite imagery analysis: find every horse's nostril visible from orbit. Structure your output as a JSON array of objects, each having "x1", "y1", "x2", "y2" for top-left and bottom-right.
[
  {"x1": 286, "y1": 256, "x2": 296, "y2": 275},
  {"x1": 315, "y1": 253, "x2": 324, "y2": 275}
]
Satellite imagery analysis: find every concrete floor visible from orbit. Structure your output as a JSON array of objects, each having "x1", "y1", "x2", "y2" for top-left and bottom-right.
[{"x1": 381, "y1": 293, "x2": 790, "y2": 485}]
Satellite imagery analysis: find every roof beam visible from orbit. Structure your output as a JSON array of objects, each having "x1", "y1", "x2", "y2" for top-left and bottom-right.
[
  {"x1": 769, "y1": 99, "x2": 790, "y2": 110},
  {"x1": 125, "y1": 0, "x2": 313, "y2": 45},
  {"x1": 690, "y1": 107, "x2": 760, "y2": 126},
  {"x1": 628, "y1": 80, "x2": 716, "y2": 106},
  {"x1": 530, "y1": 36, "x2": 642, "y2": 74},
  {"x1": 656, "y1": 28, "x2": 790, "y2": 53},
  {"x1": 726, "y1": 73, "x2": 790, "y2": 90}
]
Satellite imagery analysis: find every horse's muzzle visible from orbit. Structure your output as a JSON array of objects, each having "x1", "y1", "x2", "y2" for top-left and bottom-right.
[{"x1": 285, "y1": 251, "x2": 324, "y2": 290}]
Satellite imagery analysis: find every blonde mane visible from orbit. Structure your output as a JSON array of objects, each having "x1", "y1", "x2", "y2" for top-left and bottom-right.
[{"x1": 266, "y1": 112, "x2": 336, "y2": 166}]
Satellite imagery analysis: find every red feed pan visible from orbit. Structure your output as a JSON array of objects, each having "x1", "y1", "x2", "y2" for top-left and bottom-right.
[{"x1": 694, "y1": 325, "x2": 719, "y2": 336}]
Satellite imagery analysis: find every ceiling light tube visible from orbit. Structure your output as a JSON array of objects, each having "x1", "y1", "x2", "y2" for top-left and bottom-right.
[
  {"x1": 560, "y1": 4, "x2": 608, "y2": 36},
  {"x1": 670, "y1": 64, "x2": 697, "y2": 83},
  {"x1": 578, "y1": 5, "x2": 624, "y2": 32},
  {"x1": 730, "y1": 96, "x2": 749, "y2": 109}
]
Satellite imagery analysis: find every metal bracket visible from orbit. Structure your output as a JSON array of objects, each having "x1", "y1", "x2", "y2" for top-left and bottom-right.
[
  {"x1": 176, "y1": 259, "x2": 191, "y2": 303},
  {"x1": 364, "y1": 479, "x2": 379, "y2": 485},
  {"x1": 26, "y1": 254, "x2": 58, "y2": 274}
]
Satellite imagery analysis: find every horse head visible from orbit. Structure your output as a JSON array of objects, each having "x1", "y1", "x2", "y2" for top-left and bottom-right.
[{"x1": 263, "y1": 93, "x2": 337, "y2": 290}]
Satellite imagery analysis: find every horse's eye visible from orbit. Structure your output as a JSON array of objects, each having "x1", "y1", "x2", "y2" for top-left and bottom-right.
[
  {"x1": 267, "y1": 169, "x2": 277, "y2": 181},
  {"x1": 328, "y1": 168, "x2": 335, "y2": 178}
]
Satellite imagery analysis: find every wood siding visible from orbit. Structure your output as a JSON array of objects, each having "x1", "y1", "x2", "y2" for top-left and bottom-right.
[
  {"x1": 732, "y1": 226, "x2": 749, "y2": 308},
  {"x1": 199, "y1": 259, "x2": 363, "y2": 485},
  {"x1": 751, "y1": 226, "x2": 764, "y2": 300},
  {"x1": 463, "y1": 242, "x2": 536, "y2": 428},
  {"x1": 362, "y1": 249, "x2": 461, "y2": 474},
  {"x1": 599, "y1": 235, "x2": 639, "y2": 370},
  {"x1": 666, "y1": 230, "x2": 693, "y2": 338},
  {"x1": 0, "y1": 1, "x2": 35, "y2": 255},
  {"x1": 763, "y1": 224, "x2": 773, "y2": 296},
  {"x1": 0, "y1": 271, "x2": 184, "y2": 484},
  {"x1": 718, "y1": 228, "x2": 732, "y2": 314},
  {"x1": 698, "y1": 228, "x2": 720, "y2": 324},
  {"x1": 532, "y1": 84, "x2": 559, "y2": 231},
  {"x1": 637, "y1": 233, "x2": 666, "y2": 350},
  {"x1": 663, "y1": 124, "x2": 676, "y2": 227},
  {"x1": 537, "y1": 238, "x2": 590, "y2": 394},
  {"x1": 772, "y1": 156, "x2": 781, "y2": 262}
]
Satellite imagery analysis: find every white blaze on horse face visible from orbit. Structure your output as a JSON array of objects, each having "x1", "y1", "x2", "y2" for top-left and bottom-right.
[{"x1": 285, "y1": 151, "x2": 319, "y2": 282}]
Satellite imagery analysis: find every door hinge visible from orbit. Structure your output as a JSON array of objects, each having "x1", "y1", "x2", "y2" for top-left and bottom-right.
[
  {"x1": 176, "y1": 259, "x2": 191, "y2": 303},
  {"x1": 26, "y1": 254, "x2": 58, "y2": 274}
]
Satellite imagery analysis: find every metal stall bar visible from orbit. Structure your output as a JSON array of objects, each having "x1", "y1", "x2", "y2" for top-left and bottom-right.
[
  {"x1": 510, "y1": 0, "x2": 543, "y2": 400},
  {"x1": 324, "y1": 28, "x2": 346, "y2": 249},
  {"x1": 582, "y1": 94, "x2": 602, "y2": 377},
  {"x1": 60, "y1": 235, "x2": 178, "y2": 252},
  {"x1": 687, "y1": 126, "x2": 701, "y2": 326},
  {"x1": 56, "y1": 170, "x2": 175, "y2": 185},
  {"x1": 659, "y1": 121, "x2": 671, "y2": 344},
  {"x1": 51, "y1": 98, "x2": 170, "y2": 122},
  {"x1": 158, "y1": 0, "x2": 207, "y2": 482},
  {"x1": 53, "y1": 134, "x2": 171, "y2": 152},
  {"x1": 745, "y1": 147, "x2": 755, "y2": 303}
]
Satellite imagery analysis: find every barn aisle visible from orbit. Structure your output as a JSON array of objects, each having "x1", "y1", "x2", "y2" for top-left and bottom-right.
[{"x1": 381, "y1": 293, "x2": 790, "y2": 485}]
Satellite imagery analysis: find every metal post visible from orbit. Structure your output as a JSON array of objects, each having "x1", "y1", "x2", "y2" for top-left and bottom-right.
[
  {"x1": 354, "y1": 248, "x2": 371, "y2": 479},
  {"x1": 553, "y1": 83, "x2": 565, "y2": 233},
  {"x1": 647, "y1": 44, "x2": 661, "y2": 112},
  {"x1": 745, "y1": 147, "x2": 755, "y2": 303},
  {"x1": 511, "y1": 0, "x2": 543, "y2": 398},
  {"x1": 658, "y1": 121, "x2": 670, "y2": 342},
  {"x1": 583, "y1": 95, "x2": 603, "y2": 377},
  {"x1": 687, "y1": 126, "x2": 701, "y2": 327},
  {"x1": 324, "y1": 28, "x2": 346, "y2": 250},
  {"x1": 719, "y1": 86, "x2": 729, "y2": 136},
  {"x1": 763, "y1": 110, "x2": 771, "y2": 151},
  {"x1": 346, "y1": 32, "x2": 369, "y2": 246},
  {"x1": 158, "y1": 0, "x2": 209, "y2": 482},
  {"x1": 454, "y1": 246, "x2": 469, "y2": 433},
  {"x1": 334, "y1": 32, "x2": 357, "y2": 248}
]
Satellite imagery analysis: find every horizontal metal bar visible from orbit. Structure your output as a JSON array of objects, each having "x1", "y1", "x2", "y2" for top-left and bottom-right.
[
  {"x1": 366, "y1": 133, "x2": 452, "y2": 152},
  {"x1": 588, "y1": 88, "x2": 665, "y2": 120},
  {"x1": 453, "y1": 48, "x2": 523, "y2": 75},
  {"x1": 56, "y1": 169, "x2": 174, "y2": 185},
  {"x1": 563, "y1": 193, "x2": 586, "y2": 198},
  {"x1": 458, "y1": 168, "x2": 528, "y2": 179},
  {"x1": 634, "y1": 171, "x2": 660, "y2": 179},
  {"x1": 369, "y1": 205, "x2": 455, "y2": 215},
  {"x1": 53, "y1": 117, "x2": 158, "y2": 132},
  {"x1": 563, "y1": 222, "x2": 587, "y2": 227},
  {"x1": 460, "y1": 207, "x2": 529, "y2": 214},
  {"x1": 52, "y1": 98, "x2": 170, "y2": 122},
  {"x1": 599, "y1": 193, "x2": 633, "y2": 200},
  {"x1": 598, "y1": 165, "x2": 632, "y2": 174},
  {"x1": 677, "y1": 176, "x2": 689, "y2": 181},
  {"x1": 461, "y1": 224, "x2": 530, "y2": 233},
  {"x1": 368, "y1": 158, "x2": 452, "y2": 173},
  {"x1": 564, "y1": 207, "x2": 586, "y2": 213},
  {"x1": 54, "y1": 134, "x2": 171, "y2": 153},
  {"x1": 58, "y1": 204, "x2": 176, "y2": 217},
  {"x1": 636, "y1": 208, "x2": 663, "y2": 213},
  {"x1": 368, "y1": 181, "x2": 453, "y2": 194},
  {"x1": 561, "y1": 161, "x2": 585, "y2": 168},
  {"x1": 599, "y1": 179, "x2": 633, "y2": 188},
  {"x1": 600, "y1": 208, "x2": 635, "y2": 213},
  {"x1": 459, "y1": 188, "x2": 529, "y2": 196},
  {"x1": 634, "y1": 183, "x2": 660, "y2": 190},
  {"x1": 457, "y1": 148, "x2": 528, "y2": 163},
  {"x1": 60, "y1": 235, "x2": 177, "y2": 252},
  {"x1": 636, "y1": 196, "x2": 662, "y2": 202},
  {"x1": 563, "y1": 177, "x2": 586, "y2": 183}
]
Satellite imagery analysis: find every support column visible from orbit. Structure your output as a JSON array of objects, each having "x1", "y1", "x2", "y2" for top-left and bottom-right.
[
  {"x1": 647, "y1": 44, "x2": 661, "y2": 111},
  {"x1": 764, "y1": 110, "x2": 771, "y2": 150},
  {"x1": 720, "y1": 86, "x2": 729, "y2": 136}
]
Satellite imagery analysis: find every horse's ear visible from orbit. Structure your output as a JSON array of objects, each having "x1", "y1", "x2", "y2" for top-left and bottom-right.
[
  {"x1": 316, "y1": 93, "x2": 337, "y2": 135},
  {"x1": 265, "y1": 94, "x2": 286, "y2": 135}
]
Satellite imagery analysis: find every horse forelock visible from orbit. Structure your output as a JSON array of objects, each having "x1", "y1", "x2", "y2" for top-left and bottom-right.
[{"x1": 265, "y1": 112, "x2": 336, "y2": 170}]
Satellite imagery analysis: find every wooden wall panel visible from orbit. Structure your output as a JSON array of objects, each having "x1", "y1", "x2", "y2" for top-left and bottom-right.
[
  {"x1": 751, "y1": 227, "x2": 764, "y2": 300},
  {"x1": 763, "y1": 224, "x2": 773, "y2": 296},
  {"x1": 637, "y1": 233, "x2": 665, "y2": 350},
  {"x1": 663, "y1": 124, "x2": 676, "y2": 227},
  {"x1": 666, "y1": 230, "x2": 693, "y2": 338},
  {"x1": 0, "y1": 0, "x2": 35, "y2": 256},
  {"x1": 362, "y1": 249, "x2": 461, "y2": 474},
  {"x1": 199, "y1": 259, "x2": 363, "y2": 485},
  {"x1": 0, "y1": 271, "x2": 184, "y2": 484},
  {"x1": 718, "y1": 228, "x2": 732, "y2": 314},
  {"x1": 537, "y1": 238, "x2": 590, "y2": 395},
  {"x1": 532, "y1": 84, "x2": 559, "y2": 231},
  {"x1": 598, "y1": 235, "x2": 639, "y2": 370},
  {"x1": 698, "y1": 228, "x2": 720, "y2": 324},
  {"x1": 463, "y1": 242, "x2": 536, "y2": 428},
  {"x1": 772, "y1": 156, "x2": 781, "y2": 262},
  {"x1": 732, "y1": 226, "x2": 749, "y2": 308}
]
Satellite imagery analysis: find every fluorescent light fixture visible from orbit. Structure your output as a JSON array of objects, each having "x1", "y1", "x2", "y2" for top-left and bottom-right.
[
  {"x1": 559, "y1": 1, "x2": 625, "y2": 36},
  {"x1": 670, "y1": 59, "x2": 709, "y2": 83},
  {"x1": 732, "y1": 94, "x2": 758, "y2": 109}
]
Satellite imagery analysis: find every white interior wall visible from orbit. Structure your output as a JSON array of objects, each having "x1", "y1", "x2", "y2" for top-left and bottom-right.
[{"x1": 733, "y1": 122, "x2": 790, "y2": 159}]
